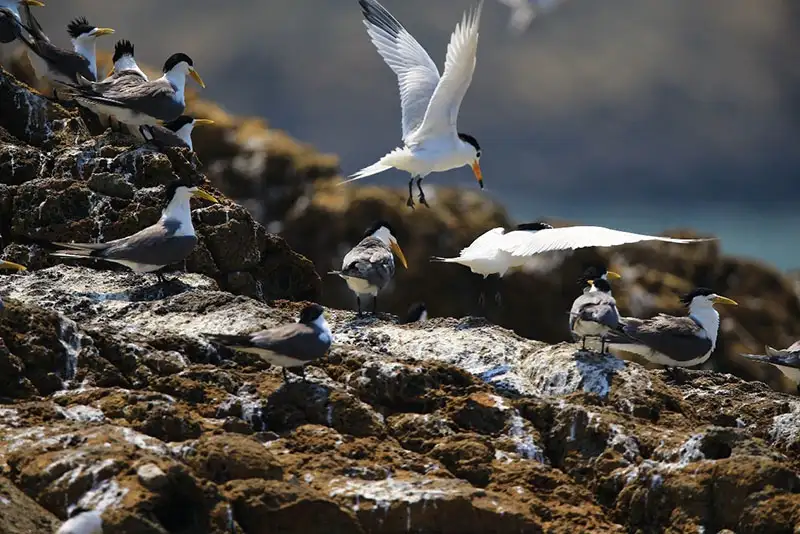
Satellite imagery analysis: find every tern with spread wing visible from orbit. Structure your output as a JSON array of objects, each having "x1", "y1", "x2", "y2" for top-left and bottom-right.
[
  {"x1": 140, "y1": 115, "x2": 214, "y2": 152},
  {"x1": 68, "y1": 52, "x2": 205, "y2": 125},
  {"x1": 51, "y1": 180, "x2": 218, "y2": 281},
  {"x1": 205, "y1": 304, "x2": 332, "y2": 381},
  {"x1": 741, "y1": 342, "x2": 800, "y2": 389},
  {"x1": 330, "y1": 220, "x2": 408, "y2": 315},
  {"x1": 341, "y1": 0, "x2": 485, "y2": 209},
  {"x1": 605, "y1": 288, "x2": 738, "y2": 367},
  {"x1": 569, "y1": 265, "x2": 621, "y2": 352},
  {"x1": 20, "y1": 12, "x2": 114, "y2": 85}
]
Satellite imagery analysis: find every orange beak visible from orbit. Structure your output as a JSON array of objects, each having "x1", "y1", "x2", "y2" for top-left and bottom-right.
[{"x1": 471, "y1": 160, "x2": 483, "y2": 189}]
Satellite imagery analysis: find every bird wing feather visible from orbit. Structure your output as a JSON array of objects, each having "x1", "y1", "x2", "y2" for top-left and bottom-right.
[{"x1": 607, "y1": 314, "x2": 712, "y2": 362}]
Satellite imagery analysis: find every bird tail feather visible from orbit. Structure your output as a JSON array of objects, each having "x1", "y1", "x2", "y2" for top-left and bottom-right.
[
  {"x1": 52, "y1": 242, "x2": 109, "y2": 251},
  {"x1": 204, "y1": 334, "x2": 253, "y2": 347},
  {"x1": 339, "y1": 147, "x2": 409, "y2": 186},
  {"x1": 430, "y1": 256, "x2": 458, "y2": 263}
]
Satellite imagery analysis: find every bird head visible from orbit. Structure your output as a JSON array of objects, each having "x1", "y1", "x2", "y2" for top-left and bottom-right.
[
  {"x1": 366, "y1": 220, "x2": 407, "y2": 268},
  {"x1": 680, "y1": 288, "x2": 738, "y2": 309},
  {"x1": 458, "y1": 132, "x2": 483, "y2": 189}
]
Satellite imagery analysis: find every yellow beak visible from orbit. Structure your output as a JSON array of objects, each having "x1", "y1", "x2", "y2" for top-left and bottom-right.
[
  {"x1": 713, "y1": 295, "x2": 738, "y2": 306},
  {"x1": 93, "y1": 28, "x2": 115, "y2": 37},
  {"x1": 192, "y1": 189, "x2": 219, "y2": 204},
  {"x1": 605, "y1": 271, "x2": 622, "y2": 281},
  {"x1": 0, "y1": 260, "x2": 26, "y2": 271},
  {"x1": 106, "y1": 67, "x2": 115, "y2": 77},
  {"x1": 21, "y1": 0, "x2": 45, "y2": 7},
  {"x1": 189, "y1": 67, "x2": 205, "y2": 89},
  {"x1": 193, "y1": 119, "x2": 215, "y2": 127},
  {"x1": 390, "y1": 240, "x2": 408, "y2": 269},
  {"x1": 471, "y1": 160, "x2": 483, "y2": 190}
]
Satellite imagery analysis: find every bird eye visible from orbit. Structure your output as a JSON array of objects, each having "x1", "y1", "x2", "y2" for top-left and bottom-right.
[{"x1": 476, "y1": 151, "x2": 481, "y2": 158}]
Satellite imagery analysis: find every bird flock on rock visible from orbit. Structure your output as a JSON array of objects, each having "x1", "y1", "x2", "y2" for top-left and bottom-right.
[{"x1": 0, "y1": 5, "x2": 794, "y2": 529}]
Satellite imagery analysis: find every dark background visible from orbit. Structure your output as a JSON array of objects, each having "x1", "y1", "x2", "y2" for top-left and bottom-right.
[{"x1": 35, "y1": 0, "x2": 800, "y2": 269}]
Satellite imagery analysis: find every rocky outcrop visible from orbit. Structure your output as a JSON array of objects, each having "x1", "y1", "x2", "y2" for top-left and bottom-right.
[
  {"x1": 0, "y1": 265, "x2": 799, "y2": 533},
  {"x1": 0, "y1": 68, "x2": 320, "y2": 302}
]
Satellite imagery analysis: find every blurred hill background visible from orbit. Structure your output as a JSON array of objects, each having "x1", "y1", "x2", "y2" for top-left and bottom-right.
[{"x1": 34, "y1": 0, "x2": 800, "y2": 269}]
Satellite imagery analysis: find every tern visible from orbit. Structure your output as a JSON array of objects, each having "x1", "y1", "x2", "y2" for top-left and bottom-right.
[
  {"x1": 341, "y1": 0, "x2": 485, "y2": 209},
  {"x1": 140, "y1": 116, "x2": 215, "y2": 152},
  {"x1": 69, "y1": 52, "x2": 205, "y2": 125},
  {"x1": 496, "y1": 0, "x2": 567, "y2": 34},
  {"x1": 399, "y1": 301, "x2": 427, "y2": 324},
  {"x1": 569, "y1": 265, "x2": 621, "y2": 352},
  {"x1": 330, "y1": 220, "x2": 408, "y2": 315},
  {"x1": 20, "y1": 13, "x2": 114, "y2": 85},
  {"x1": 86, "y1": 39, "x2": 148, "y2": 91},
  {"x1": 605, "y1": 288, "x2": 738, "y2": 367},
  {"x1": 741, "y1": 342, "x2": 800, "y2": 389},
  {"x1": 0, "y1": 258, "x2": 26, "y2": 310},
  {"x1": 50, "y1": 180, "x2": 218, "y2": 281},
  {"x1": 204, "y1": 304, "x2": 332, "y2": 380},
  {"x1": 0, "y1": 0, "x2": 42, "y2": 65}
]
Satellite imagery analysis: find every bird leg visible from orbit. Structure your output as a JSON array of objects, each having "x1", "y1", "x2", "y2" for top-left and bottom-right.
[
  {"x1": 406, "y1": 178, "x2": 416, "y2": 209},
  {"x1": 416, "y1": 178, "x2": 430, "y2": 208},
  {"x1": 298, "y1": 366, "x2": 306, "y2": 382},
  {"x1": 600, "y1": 336, "x2": 607, "y2": 354},
  {"x1": 356, "y1": 295, "x2": 362, "y2": 316},
  {"x1": 581, "y1": 337, "x2": 587, "y2": 351},
  {"x1": 373, "y1": 295, "x2": 378, "y2": 314},
  {"x1": 282, "y1": 367, "x2": 289, "y2": 381}
]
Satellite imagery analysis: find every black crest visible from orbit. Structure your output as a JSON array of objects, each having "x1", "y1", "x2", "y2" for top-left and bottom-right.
[
  {"x1": 163, "y1": 179, "x2": 195, "y2": 204},
  {"x1": 163, "y1": 52, "x2": 194, "y2": 73},
  {"x1": 515, "y1": 221, "x2": 554, "y2": 231},
  {"x1": 458, "y1": 132, "x2": 481, "y2": 153},
  {"x1": 592, "y1": 278, "x2": 613, "y2": 293},
  {"x1": 112, "y1": 40, "x2": 134, "y2": 63},
  {"x1": 364, "y1": 220, "x2": 395, "y2": 239},
  {"x1": 680, "y1": 287, "x2": 715, "y2": 305},
  {"x1": 299, "y1": 303, "x2": 324, "y2": 323},
  {"x1": 400, "y1": 302, "x2": 427, "y2": 324},
  {"x1": 164, "y1": 116, "x2": 194, "y2": 132},
  {"x1": 578, "y1": 264, "x2": 607, "y2": 285},
  {"x1": 66, "y1": 17, "x2": 93, "y2": 38}
]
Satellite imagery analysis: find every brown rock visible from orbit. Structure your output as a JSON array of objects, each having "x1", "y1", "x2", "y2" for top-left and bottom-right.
[{"x1": 186, "y1": 434, "x2": 283, "y2": 483}]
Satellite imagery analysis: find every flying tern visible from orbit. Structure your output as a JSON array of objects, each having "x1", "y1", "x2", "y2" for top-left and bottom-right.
[
  {"x1": 20, "y1": 13, "x2": 114, "y2": 85},
  {"x1": 205, "y1": 304, "x2": 332, "y2": 381},
  {"x1": 330, "y1": 220, "x2": 408, "y2": 315},
  {"x1": 569, "y1": 265, "x2": 621, "y2": 352},
  {"x1": 140, "y1": 115, "x2": 215, "y2": 152},
  {"x1": 69, "y1": 52, "x2": 205, "y2": 125},
  {"x1": 605, "y1": 288, "x2": 738, "y2": 367},
  {"x1": 51, "y1": 180, "x2": 218, "y2": 281},
  {"x1": 341, "y1": 0, "x2": 485, "y2": 209},
  {"x1": 741, "y1": 342, "x2": 800, "y2": 389}
]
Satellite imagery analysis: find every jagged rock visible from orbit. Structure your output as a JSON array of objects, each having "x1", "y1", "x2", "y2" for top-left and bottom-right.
[{"x1": 0, "y1": 265, "x2": 797, "y2": 532}]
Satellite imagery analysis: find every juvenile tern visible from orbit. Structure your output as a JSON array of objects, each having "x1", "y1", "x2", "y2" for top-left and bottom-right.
[
  {"x1": 70, "y1": 52, "x2": 205, "y2": 125},
  {"x1": 741, "y1": 342, "x2": 800, "y2": 388},
  {"x1": 21, "y1": 13, "x2": 114, "y2": 85},
  {"x1": 569, "y1": 265, "x2": 621, "y2": 352},
  {"x1": 51, "y1": 180, "x2": 218, "y2": 280},
  {"x1": 140, "y1": 116, "x2": 215, "y2": 151},
  {"x1": 330, "y1": 220, "x2": 408, "y2": 315},
  {"x1": 342, "y1": 0, "x2": 485, "y2": 209},
  {"x1": 204, "y1": 304, "x2": 332, "y2": 380},
  {"x1": 399, "y1": 301, "x2": 427, "y2": 324},
  {"x1": 605, "y1": 288, "x2": 738, "y2": 367}
]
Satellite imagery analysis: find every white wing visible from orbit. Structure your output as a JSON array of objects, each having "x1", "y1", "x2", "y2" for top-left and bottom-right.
[
  {"x1": 412, "y1": 1, "x2": 483, "y2": 142},
  {"x1": 458, "y1": 226, "x2": 507, "y2": 257},
  {"x1": 359, "y1": 0, "x2": 441, "y2": 142},
  {"x1": 500, "y1": 226, "x2": 714, "y2": 257}
]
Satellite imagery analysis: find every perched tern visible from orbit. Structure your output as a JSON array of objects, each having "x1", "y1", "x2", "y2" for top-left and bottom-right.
[
  {"x1": 205, "y1": 304, "x2": 332, "y2": 380},
  {"x1": 69, "y1": 52, "x2": 205, "y2": 125},
  {"x1": 140, "y1": 116, "x2": 215, "y2": 152},
  {"x1": 569, "y1": 265, "x2": 621, "y2": 352},
  {"x1": 605, "y1": 288, "x2": 738, "y2": 367},
  {"x1": 330, "y1": 220, "x2": 408, "y2": 315},
  {"x1": 50, "y1": 180, "x2": 218, "y2": 281},
  {"x1": 741, "y1": 342, "x2": 800, "y2": 389},
  {"x1": 95, "y1": 39, "x2": 148, "y2": 86},
  {"x1": 20, "y1": 13, "x2": 114, "y2": 85},
  {"x1": 399, "y1": 301, "x2": 427, "y2": 324},
  {"x1": 342, "y1": 0, "x2": 485, "y2": 209}
]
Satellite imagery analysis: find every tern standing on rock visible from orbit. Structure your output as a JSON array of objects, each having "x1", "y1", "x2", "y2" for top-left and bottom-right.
[
  {"x1": 68, "y1": 52, "x2": 205, "y2": 125},
  {"x1": 204, "y1": 304, "x2": 332, "y2": 381},
  {"x1": 569, "y1": 265, "x2": 621, "y2": 353},
  {"x1": 330, "y1": 220, "x2": 408, "y2": 315},
  {"x1": 341, "y1": 0, "x2": 485, "y2": 209},
  {"x1": 605, "y1": 288, "x2": 738, "y2": 367},
  {"x1": 50, "y1": 180, "x2": 218, "y2": 282},
  {"x1": 140, "y1": 115, "x2": 215, "y2": 152}
]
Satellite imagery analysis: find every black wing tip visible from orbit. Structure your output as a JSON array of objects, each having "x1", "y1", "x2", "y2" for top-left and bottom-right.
[{"x1": 359, "y1": 0, "x2": 402, "y2": 37}]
